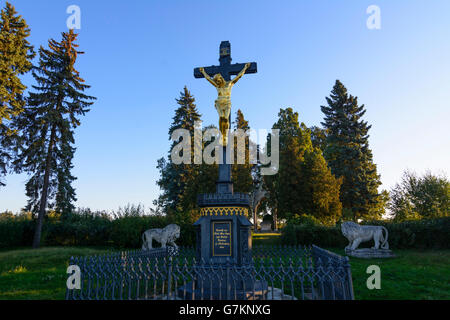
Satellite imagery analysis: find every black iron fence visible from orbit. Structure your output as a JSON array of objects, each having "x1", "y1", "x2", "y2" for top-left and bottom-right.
[{"x1": 66, "y1": 245, "x2": 354, "y2": 300}]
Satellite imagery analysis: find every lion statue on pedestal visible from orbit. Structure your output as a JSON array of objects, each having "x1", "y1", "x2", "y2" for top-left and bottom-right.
[
  {"x1": 341, "y1": 221, "x2": 389, "y2": 251},
  {"x1": 142, "y1": 224, "x2": 180, "y2": 250}
]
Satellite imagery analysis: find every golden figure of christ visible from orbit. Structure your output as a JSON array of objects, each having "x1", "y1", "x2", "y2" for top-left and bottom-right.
[{"x1": 199, "y1": 63, "x2": 251, "y2": 145}]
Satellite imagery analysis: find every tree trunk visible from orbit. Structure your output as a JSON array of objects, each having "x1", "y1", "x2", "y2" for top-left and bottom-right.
[{"x1": 32, "y1": 126, "x2": 56, "y2": 249}]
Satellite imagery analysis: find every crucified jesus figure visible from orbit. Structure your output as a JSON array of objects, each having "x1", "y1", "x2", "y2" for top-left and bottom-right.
[{"x1": 199, "y1": 63, "x2": 251, "y2": 145}]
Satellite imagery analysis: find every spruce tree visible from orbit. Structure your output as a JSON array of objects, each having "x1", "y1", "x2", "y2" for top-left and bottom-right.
[
  {"x1": 321, "y1": 80, "x2": 382, "y2": 221},
  {"x1": 231, "y1": 109, "x2": 252, "y2": 193},
  {"x1": 0, "y1": 2, "x2": 34, "y2": 186},
  {"x1": 14, "y1": 30, "x2": 95, "y2": 248},
  {"x1": 155, "y1": 87, "x2": 203, "y2": 223},
  {"x1": 194, "y1": 124, "x2": 218, "y2": 196}
]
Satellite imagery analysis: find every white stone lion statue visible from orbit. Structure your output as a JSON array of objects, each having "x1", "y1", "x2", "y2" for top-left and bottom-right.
[
  {"x1": 142, "y1": 224, "x2": 180, "y2": 250},
  {"x1": 341, "y1": 221, "x2": 389, "y2": 251}
]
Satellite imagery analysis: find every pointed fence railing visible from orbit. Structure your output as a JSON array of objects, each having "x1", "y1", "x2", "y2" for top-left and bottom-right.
[{"x1": 65, "y1": 245, "x2": 354, "y2": 300}]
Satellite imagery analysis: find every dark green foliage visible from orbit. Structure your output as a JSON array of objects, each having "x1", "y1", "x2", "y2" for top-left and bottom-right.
[
  {"x1": 12, "y1": 30, "x2": 95, "y2": 248},
  {"x1": 231, "y1": 109, "x2": 252, "y2": 193},
  {"x1": 0, "y1": 208, "x2": 196, "y2": 249},
  {"x1": 156, "y1": 89, "x2": 225, "y2": 223},
  {"x1": 309, "y1": 126, "x2": 327, "y2": 151},
  {"x1": 360, "y1": 218, "x2": 450, "y2": 249},
  {"x1": 280, "y1": 224, "x2": 347, "y2": 247},
  {"x1": 287, "y1": 213, "x2": 322, "y2": 226},
  {"x1": 155, "y1": 87, "x2": 203, "y2": 222},
  {"x1": 280, "y1": 217, "x2": 450, "y2": 249},
  {"x1": 0, "y1": 212, "x2": 34, "y2": 247},
  {"x1": 389, "y1": 170, "x2": 449, "y2": 221},
  {"x1": 301, "y1": 149, "x2": 343, "y2": 225},
  {"x1": 321, "y1": 80, "x2": 383, "y2": 221},
  {"x1": 0, "y1": 2, "x2": 35, "y2": 186},
  {"x1": 264, "y1": 108, "x2": 342, "y2": 226},
  {"x1": 16, "y1": 30, "x2": 95, "y2": 212}
]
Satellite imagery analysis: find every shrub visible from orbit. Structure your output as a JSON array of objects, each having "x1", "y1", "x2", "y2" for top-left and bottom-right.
[
  {"x1": 43, "y1": 213, "x2": 111, "y2": 247},
  {"x1": 280, "y1": 224, "x2": 347, "y2": 247},
  {"x1": 0, "y1": 212, "x2": 34, "y2": 248},
  {"x1": 362, "y1": 217, "x2": 450, "y2": 249},
  {"x1": 287, "y1": 213, "x2": 322, "y2": 226},
  {"x1": 109, "y1": 215, "x2": 170, "y2": 249},
  {"x1": 281, "y1": 217, "x2": 450, "y2": 249},
  {"x1": 0, "y1": 209, "x2": 196, "y2": 249}
]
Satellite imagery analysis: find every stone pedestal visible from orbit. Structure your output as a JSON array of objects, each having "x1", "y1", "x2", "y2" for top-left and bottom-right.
[
  {"x1": 194, "y1": 194, "x2": 252, "y2": 265},
  {"x1": 345, "y1": 248, "x2": 396, "y2": 259},
  {"x1": 176, "y1": 192, "x2": 268, "y2": 300}
]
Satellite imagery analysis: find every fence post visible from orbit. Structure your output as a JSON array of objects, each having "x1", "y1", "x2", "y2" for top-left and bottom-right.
[
  {"x1": 344, "y1": 257, "x2": 355, "y2": 300},
  {"x1": 65, "y1": 256, "x2": 74, "y2": 300},
  {"x1": 167, "y1": 256, "x2": 173, "y2": 300},
  {"x1": 226, "y1": 258, "x2": 231, "y2": 300}
]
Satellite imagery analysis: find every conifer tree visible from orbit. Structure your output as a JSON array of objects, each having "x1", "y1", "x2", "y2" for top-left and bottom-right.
[
  {"x1": 194, "y1": 124, "x2": 218, "y2": 197},
  {"x1": 14, "y1": 30, "x2": 95, "y2": 248},
  {"x1": 231, "y1": 109, "x2": 252, "y2": 193},
  {"x1": 0, "y1": 2, "x2": 34, "y2": 186},
  {"x1": 155, "y1": 87, "x2": 203, "y2": 223},
  {"x1": 321, "y1": 80, "x2": 382, "y2": 221}
]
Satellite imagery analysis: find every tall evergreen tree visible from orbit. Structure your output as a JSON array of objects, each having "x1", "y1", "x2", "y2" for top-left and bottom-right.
[
  {"x1": 13, "y1": 30, "x2": 95, "y2": 248},
  {"x1": 155, "y1": 87, "x2": 203, "y2": 223},
  {"x1": 321, "y1": 80, "x2": 382, "y2": 221},
  {"x1": 0, "y1": 2, "x2": 34, "y2": 186},
  {"x1": 231, "y1": 109, "x2": 252, "y2": 193}
]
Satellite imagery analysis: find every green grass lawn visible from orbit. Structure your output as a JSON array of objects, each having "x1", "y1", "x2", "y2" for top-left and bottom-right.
[
  {"x1": 0, "y1": 247, "x2": 110, "y2": 299},
  {"x1": 328, "y1": 248, "x2": 450, "y2": 300},
  {"x1": 252, "y1": 232, "x2": 282, "y2": 245},
  {"x1": 0, "y1": 244, "x2": 448, "y2": 300}
]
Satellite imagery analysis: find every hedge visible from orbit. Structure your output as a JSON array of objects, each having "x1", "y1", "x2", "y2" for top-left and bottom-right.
[
  {"x1": 2, "y1": 213, "x2": 448, "y2": 250},
  {"x1": 280, "y1": 217, "x2": 450, "y2": 249},
  {"x1": 0, "y1": 212, "x2": 197, "y2": 249}
]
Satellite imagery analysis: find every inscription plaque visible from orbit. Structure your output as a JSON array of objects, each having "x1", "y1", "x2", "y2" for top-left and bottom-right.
[{"x1": 212, "y1": 221, "x2": 232, "y2": 256}]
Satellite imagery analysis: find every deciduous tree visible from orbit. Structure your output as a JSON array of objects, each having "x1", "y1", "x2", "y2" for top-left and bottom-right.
[{"x1": 389, "y1": 170, "x2": 449, "y2": 221}]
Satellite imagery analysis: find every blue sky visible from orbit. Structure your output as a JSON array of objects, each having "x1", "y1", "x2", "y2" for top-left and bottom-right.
[{"x1": 1, "y1": 0, "x2": 449, "y2": 213}]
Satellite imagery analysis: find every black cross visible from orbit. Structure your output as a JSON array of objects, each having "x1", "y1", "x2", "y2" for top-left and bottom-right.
[
  {"x1": 194, "y1": 41, "x2": 257, "y2": 81},
  {"x1": 194, "y1": 41, "x2": 257, "y2": 194}
]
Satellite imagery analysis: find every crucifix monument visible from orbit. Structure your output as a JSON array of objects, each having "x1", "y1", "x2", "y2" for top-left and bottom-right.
[
  {"x1": 179, "y1": 42, "x2": 265, "y2": 299},
  {"x1": 194, "y1": 41, "x2": 257, "y2": 194}
]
